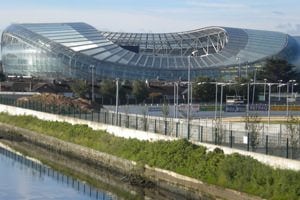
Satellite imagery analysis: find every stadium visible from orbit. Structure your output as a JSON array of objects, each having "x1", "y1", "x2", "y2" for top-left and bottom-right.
[{"x1": 1, "y1": 22, "x2": 300, "y2": 81}]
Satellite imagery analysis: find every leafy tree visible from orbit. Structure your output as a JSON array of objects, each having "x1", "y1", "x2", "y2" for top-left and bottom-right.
[
  {"x1": 244, "y1": 114, "x2": 262, "y2": 151},
  {"x1": 99, "y1": 79, "x2": 126, "y2": 104},
  {"x1": 100, "y1": 79, "x2": 115, "y2": 99},
  {"x1": 285, "y1": 116, "x2": 300, "y2": 159},
  {"x1": 132, "y1": 80, "x2": 149, "y2": 103},
  {"x1": 192, "y1": 77, "x2": 216, "y2": 102},
  {"x1": 70, "y1": 80, "x2": 89, "y2": 98},
  {"x1": 257, "y1": 58, "x2": 297, "y2": 83}
]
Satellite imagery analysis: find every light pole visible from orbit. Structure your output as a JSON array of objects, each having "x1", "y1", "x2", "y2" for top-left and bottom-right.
[
  {"x1": 115, "y1": 78, "x2": 119, "y2": 125},
  {"x1": 252, "y1": 68, "x2": 257, "y2": 105},
  {"x1": 215, "y1": 83, "x2": 218, "y2": 120},
  {"x1": 289, "y1": 80, "x2": 297, "y2": 97},
  {"x1": 187, "y1": 50, "x2": 198, "y2": 138},
  {"x1": 220, "y1": 84, "x2": 224, "y2": 119},
  {"x1": 287, "y1": 81, "x2": 289, "y2": 117},
  {"x1": 247, "y1": 81, "x2": 251, "y2": 117},
  {"x1": 89, "y1": 65, "x2": 95, "y2": 102},
  {"x1": 236, "y1": 57, "x2": 241, "y2": 78},
  {"x1": 278, "y1": 80, "x2": 283, "y2": 101},
  {"x1": 263, "y1": 78, "x2": 267, "y2": 102},
  {"x1": 173, "y1": 82, "x2": 179, "y2": 118},
  {"x1": 267, "y1": 83, "x2": 275, "y2": 125}
]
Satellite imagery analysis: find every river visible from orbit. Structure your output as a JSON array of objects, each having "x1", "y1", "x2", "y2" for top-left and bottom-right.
[{"x1": 0, "y1": 146, "x2": 117, "y2": 200}]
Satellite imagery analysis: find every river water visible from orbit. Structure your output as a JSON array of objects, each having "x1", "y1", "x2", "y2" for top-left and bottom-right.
[{"x1": 0, "y1": 147, "x2": 117, "y2": 200}]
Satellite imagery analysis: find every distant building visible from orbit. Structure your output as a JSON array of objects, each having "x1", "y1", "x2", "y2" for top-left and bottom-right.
[{"x1": 1, "y1": 22, "x2": 300, "y2": 81}]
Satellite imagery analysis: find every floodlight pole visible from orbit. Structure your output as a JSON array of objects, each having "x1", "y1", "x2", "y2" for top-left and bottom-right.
[
  {"x1": 220, "y1": 84, "x2": 224, "y2": 119},
  {"x1": 247, "y1": 82, "x2": 250, "y2": 118},
  {"x1": 287, "y1": 82, "x2": 289, "y2": 117},
  {"x1": 263, "y1": 79, "x2": 267, "y2": 102},
  {"x1": 90, "y1": 65, "x2": 95, "y2": 102},
  {"x1": 115, "y1": 78, "x2": 119, "y2": 125},
  {"x1": 278, "y1": 80, "x2": 282, "y2": 101},
  {"x1": 268, "y1": 83, "x2": 272, "y2": 125},
  {"x1": 187, "y1": 50, "x2": 198, "y2": 138},
  {"x1": 215, "y1": 83, "x2": 218, "y2": 120}
]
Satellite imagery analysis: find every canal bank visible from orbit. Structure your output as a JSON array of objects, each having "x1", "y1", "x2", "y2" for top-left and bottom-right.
[{"x1": 0, "y1": 123, "x2": 261, "y2": 200}]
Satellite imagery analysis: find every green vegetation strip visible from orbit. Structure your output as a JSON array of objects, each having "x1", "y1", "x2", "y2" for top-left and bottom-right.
[{"x1": 0, "y1": 113, "x2": 299, "y2": 200}]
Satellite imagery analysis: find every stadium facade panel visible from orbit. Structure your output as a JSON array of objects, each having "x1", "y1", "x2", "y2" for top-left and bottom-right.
[{"x1": 1, "y1": 22, "x2": 300, "y2": 81}]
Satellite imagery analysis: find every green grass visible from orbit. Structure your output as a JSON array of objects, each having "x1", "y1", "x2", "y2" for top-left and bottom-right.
[{"x1": 0, "y1": 112, "x2": 299, "y2": 200}]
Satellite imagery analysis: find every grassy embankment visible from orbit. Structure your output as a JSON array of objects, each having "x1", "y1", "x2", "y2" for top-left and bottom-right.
[{"x1": 0, "y1": 113, "x2": 299, "y2": 200}]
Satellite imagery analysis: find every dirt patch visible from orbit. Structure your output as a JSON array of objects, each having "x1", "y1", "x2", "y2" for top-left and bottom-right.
[{"x1": 16, "y1": 93, "x2": 99, "y2": 112}]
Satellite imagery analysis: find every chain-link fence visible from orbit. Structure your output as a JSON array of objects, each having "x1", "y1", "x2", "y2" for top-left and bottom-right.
[{"x1": 0, "y1": 96, "x2": 299, "y2": 160}]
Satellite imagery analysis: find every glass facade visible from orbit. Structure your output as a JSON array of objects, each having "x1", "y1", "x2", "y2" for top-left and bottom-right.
[{"x1": 1, "y1": 22, "x2": 299, "y2": 81}]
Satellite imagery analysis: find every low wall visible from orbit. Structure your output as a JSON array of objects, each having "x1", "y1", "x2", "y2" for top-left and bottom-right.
[
  {"x1": 0, "y1": 104, "x2": 299, "y2": 171},
  {"x1": 0, "y1": 104, "x2": 176, "y2": 141}
]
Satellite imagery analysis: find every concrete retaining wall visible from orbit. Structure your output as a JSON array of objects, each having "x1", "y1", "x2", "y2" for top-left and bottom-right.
[{"x1": 0, "y1": 104, "x2": 299, "y2": 171}]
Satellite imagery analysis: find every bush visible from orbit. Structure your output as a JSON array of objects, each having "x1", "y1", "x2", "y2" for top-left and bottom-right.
[{"x1": 0, "y1": 113, "x2": 300, "y2": 199}]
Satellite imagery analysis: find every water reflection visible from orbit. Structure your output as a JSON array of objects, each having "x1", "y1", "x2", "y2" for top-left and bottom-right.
[{"x1": 0, "y1": 147, "x2": 117, "y2": 200}]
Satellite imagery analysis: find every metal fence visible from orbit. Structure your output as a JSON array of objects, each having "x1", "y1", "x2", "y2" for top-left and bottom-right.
[{"x1": 0, "y1": 96, "x2": 299, "y2": 160}]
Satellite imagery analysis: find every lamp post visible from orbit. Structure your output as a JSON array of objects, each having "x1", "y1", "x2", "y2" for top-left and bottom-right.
[
  {"x1": 215, "y1": 83, "x2": 218, "y2": 120},
  {"x1": 187, "y1": 50, "x2": 198, "y2": 138},
  {"x1": 173, "y1": 82, "x2": 179, "y2": 118},
  {"x1": 247, "y1": 81, "x2": 251, "y2": 118},
  {"x1": 220, "y1": 84, "x2": 224, "y2": 119},
  {"x1": 89, "y1": 65, "x2": 95, "y2": 102},
  {"x1": 268, "y1": 83, "x2": 272, "y2": 125},
  {"x1": 278, "y1": 80, "x2": 283, "y2": 101},
  {"x1": 263, "y1": 78, "x2": 267, "y2": 102},
  {"x1": 289, "y1": 80, "x2": 297, "y2": 97},
  {"x1": 252, "y1": 68, "x2": 257, "y2": 105},
  {"x1": 287, "y1": 81, "x2": 289, "y2": 117},
  {"x1": 115, "y1": 78, "x2": 119, "y2": 125},
  {"x1": 236, "y1": 57, "x2": 241, "y2": 78}
]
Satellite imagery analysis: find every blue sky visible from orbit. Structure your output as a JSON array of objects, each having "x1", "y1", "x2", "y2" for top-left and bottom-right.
[{"x1": 0, "y1": 0, "x2": 299, "y2": 34}]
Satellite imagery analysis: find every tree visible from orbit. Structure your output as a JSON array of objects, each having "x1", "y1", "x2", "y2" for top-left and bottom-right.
[
  {"x1": 100, "y1": 79, "x2": 115, "y2": 100},
  {"x1": 100, "y1": 79, "x2": 127, "y2": 104},
  {"x1": 285, "y1": 116, "x2": 300, "y2": 159},
  {"x1": 132, "y1": 80, "x2": 149, "y2": 103},
  {"x1": 192, "y1": 77, "x2": 216, "y2": 102},
  {"x1": 244, "y1": 114, "x2": 262, "y2": 151},
  {"x1": 70, "y1": 80, "x2": 89, "y2": 98},
  {"x1": 257, "y1": 58, "x2": 297, "y2": 83}
]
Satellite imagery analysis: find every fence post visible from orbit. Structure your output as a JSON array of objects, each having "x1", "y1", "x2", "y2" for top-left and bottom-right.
[
  {"x1": 154, "y1": 119, "x2": 157, "y2": 133},
  {"x1": 187, "y1": 123, "x2": 190, "y2": 140},
  {"x1": 104, "y1": 112, "x2": 107, "y2": 124},
  {"x1": 85, "y1": 110, "x2": 87, "y2": 120},
  {"x1": 247, "y1": 132, "x2": 250, "y2": 151},
  {"x1": 127, "y1": 115, "x2": 129, "y2": 128},
  {"x1": 198, "y1": 125, "x2": 201, "y2": 141},
  {"x1": 286, "y1": 138, "x2": 289, "y2": 159},
  {"x1": 164, "y1": 120, "x2": 167, "y2": 135},
  {"x1": 200, "y1": 126, "x2": 203, "y2": 142},
  {"x1": 91, "y1": 111, "x2": 94, "y2": 121},
  {"x1": 230, "y1": 130, "x2": 233, "y2": 148},
  {"x1": 176, "y1": 122, "x2": 179, "y2": 137},
  {"x1": 98, "y1": 111, "x2": 100, "y2": 122},
  {"x1": 135, "y1": 115, "x2": 138, "y2": 130},
  {"x1": 265, "y1": 135, "x2": 269, "y2": 155},
  {"x1": 214, "y1": 128, "x2": 218, "y2": 145},
  {"x1": 119, "y1": 114, "x2": 122, "y2": 127}
]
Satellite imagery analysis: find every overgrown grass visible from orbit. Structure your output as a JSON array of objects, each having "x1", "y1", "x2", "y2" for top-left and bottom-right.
[{"x1": 0, "y1": 113, "x2": 299, "y2": 199}]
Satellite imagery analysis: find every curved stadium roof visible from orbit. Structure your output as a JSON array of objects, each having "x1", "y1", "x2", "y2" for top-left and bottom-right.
[{"x1": 1, "y1": 22, "x2": 299, "y2": 81}]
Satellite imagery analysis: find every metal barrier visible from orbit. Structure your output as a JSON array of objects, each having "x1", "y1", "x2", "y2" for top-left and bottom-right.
[{"x1": 0, "y1": 96, "x2": 299, "y2": 160}]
